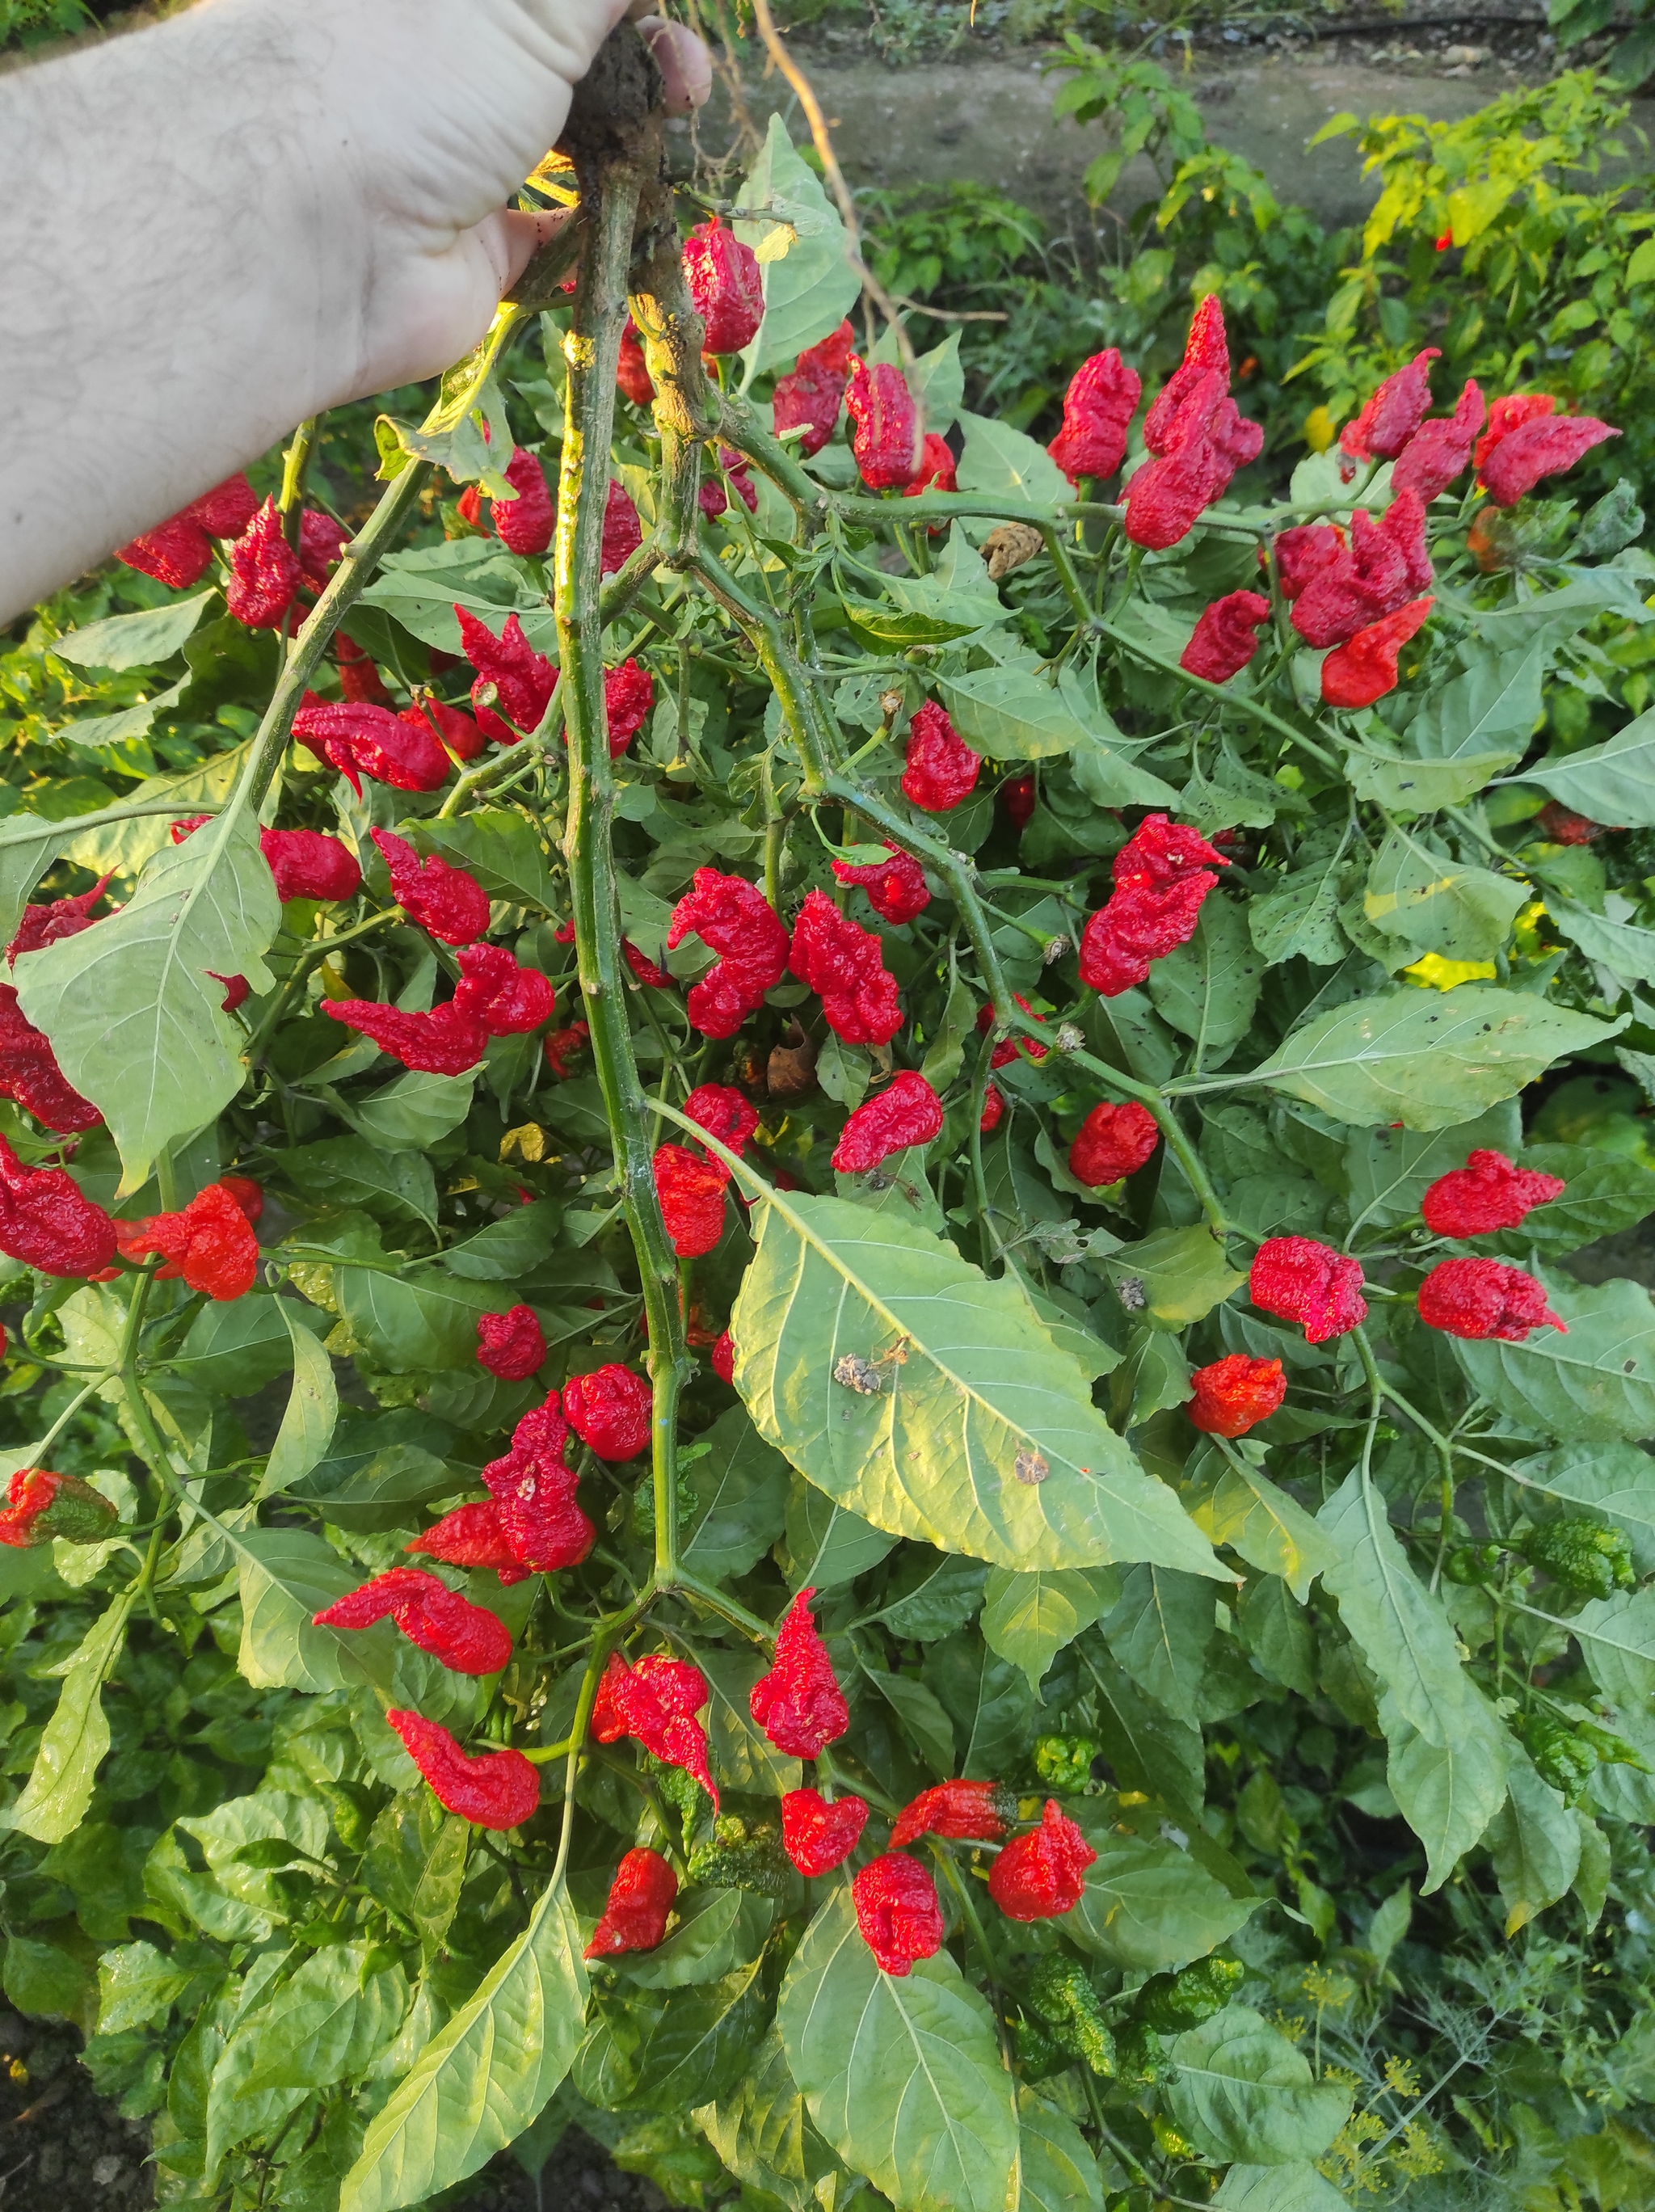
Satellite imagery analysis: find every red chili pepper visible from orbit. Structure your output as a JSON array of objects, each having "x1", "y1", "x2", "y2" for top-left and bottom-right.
[
  {"x1": 224, "y1": 498, "x2": 303, "y2": 630},
  {"x1": 1274, "y1": 523, "x2": 1346, "y2": 601},
  {"x1": 386, "y1": 1710, "x2": 541, "y2": 1830},
  {"x1": 411, "y1": 693, "x2": 488, "y2": 765},
  {"x1": 0, "y1": 1468, "x2": 118, "y2": 1549},
  {"x1": 6, "y1": 876, "x2": 113, "y2": 966},
  {"x1": 586, "y1": 1848, "x2": 678, "y2": 1957},
  {"x1": 1417, "y1": 1256, "x2": 1567, "y2": 1341},
  {"x1": 1122, "y1": 297, "x2": 1261, "y2": 549},
  {"x1": 845, "y1": 358, "x2": 924, "y2": 491},
  {"x1": 832, "y1": 1072, "x2": 944, "y2": 1175},
  {"x1": 772, "y1": 321, "x2": 856, "y2": 456},
  {"x1": 321, "y1": 998, "x2": 487, "y2": 1077},
  {"x1": 891, "y1": 1779, "x2": 1016, "y2": 1849},
  {"x1": 259, "y1": 828, "x2": 362, "y2": 904},
  {"x1": 684, "y1": 216, "x2": 765, "y2": 355},
  {"x1": 315, "y1": 1567, "x2": 512, "y2": 1675},
  {"x1": 476, "y1": 1305, "x2": 547, "y2": 1380},
  {"x1": 1421, "y1": 1150, "x2": 1566, "y2": 1238},
  {"x1": 683, "y1": 1084, "x2": 760, "y2": 1157},
  {"x1": 904, "y1": 433, "x2": 958, "y2": 501},
  {"x1": 335, "y1": 633, "x2": 390, "y2": 705},
  {"x1": 490, "y1": 447, "x2": 555, "y2": 558},
  {"x1": 185, "y1": 474, "x2": 261, "y2": 539},
  {"x1": 116, "y1": 1182, "x2": 259, "y2": 1301},
  {"x1": 1047, "y1": 348, "x2": 1143, "y2": 484},
  {"x1": 980, "y1": 1085, "x2": 1004, "y2": 1134},
  {"x1": 902, "y1": 701, "x2": 980, "y2": 812},
  {"x1": 790, "y1": 890, "x2": 903, "y2": 1047},
  {"x1": 987, "y1": 1800, "x2": 1096, "y2": 1922},
  {"x1": 1187, "y1": 1354, "x2": 1287, "y2": 1438},
  {"x1": 592, "y1": 1650, "x2": 719, "y2": 1807},
  {"x1": 1000, "y1": 775, "x2": 1037, "y2": 835},
  {"x1": 603, "y1": 659, "x2": 655, "y2": 756},
  {"x1": 1287, "y1": 494, "x2": 1432, "y2": 651},
  {"x1": 750, "y1": 1587, "x2": 849, "y2": 1757},
  {"x1": 219, "y1": 1175, "x2": 263, "y2": 1225},
  {"x1": 617, "y1": 320, "x2": 655, "y2": 407},
  {"x1": 711, "y1": 1329, "x2": 736, "y2": 1384},
  {"x1": 654, "y1": 1144, "x2": 731, "y2": 1258},
  {"x1": 1536, "y1": 801, "x2": 1605, "y2": 846},
  {"x1": 1181, "y1": 590, "x2": 1271, "y2": 683},
  {"x1": 977, "y1": 992, "x2": 1046, "y2": 1069},
  {"x1": 622, "y1": 939, "x2": 674, "y2": 990},
  {"x1": 0, "y1": 1135, "x2": 117, "y2": 1278},
  {"x1": 667, "y1": 869, "x2": 790, "y2": 1039},
  {"x1": 0, "y1": 986, "x2": 102, "y2": 1134},
  {"x1": 297, "y1": 509, "x2": 348, "y2": 589},
  {"x1": 454, "y1": 608, "x2": 558, "y2": 743},
  {"x1": 406, "y1": 1500, "x2": 529, "y2": 1585},
  {"x1": 368, "y1": 829, "x2": 490, "y2": 947},
  {"x1": 603, "y1": 479, "x2": 643, "y2": 575},
  {"x1": 292, "y1": 694, "x2": 451, "y2": 794},
  {"x1": 1079, "y1": 815, "x2": 1229, "y2": 997},
  {"x1": 1320, "y1": 596, "x2": 1434, "y2": 710},
  {"x1": 1341, "y1": 348, "x2": 1441, "y2": 461},
  {"x1": 1068, "y1": 1100, "x2": 1160, "y2": 1187},
  {"x1": 1475, "y1": 392, "x2": 1619, "y2": 505},
  {"x1": 452, "y1": 943, "x2": 555, "y2": 1035},
  {"x1": 1249, "y1": 1236, "x2": 1367, "y2": 1343},
  {"x1": 832, "y1": 843, "x2": 930, "y2": 925},
  {"x1": 782, "y1": 1787, "x2": 868, "y2": 1877},
  {"x1": 478, "y1": 1394, "x2": 596, "y2": 1572},
  {"x1": 1389, "y1": 377, "x2": 1486, "y2": 503},
  {"x1": 116, "y1": 514, "x2": 216, "y2": 589},
  {"x1": 545, "y1": 1022, "x2": 592, "y2": 1081},
  {"x1": 563, "y1": 1363, "x2": 652, "y2": 1461},
  {"x1": 213, "y1": 973, "x2": 251, "y2": 1014},
  {"x1": 852, "y1": 1852, "x2": 945, "y2": 1975}
]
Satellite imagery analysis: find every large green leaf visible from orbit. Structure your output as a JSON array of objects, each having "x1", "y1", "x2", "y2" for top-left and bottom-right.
[
  {"x1": 981, "y1": 1567, "x2": 1118, "y2": 1692},
  {"x1": 340, "y1": 1878, "x2": 587, "y2": 2212},
  {"x1": 1506, "y1": 1439, "x2": 1655, "y2": 1572},
  {"x1": 695, "y1": 2027, "x2": 843, "y2": 2212},
  {"x1": 957, "y1": 408, "x2": 1069, "y2": 511},
  {"x1": 337, "y1": 1264, "x2": 507, "y2": 1373},
  {"x1": 15, "y1": 809, "x2": 280, "y2": 1190},
  {"x1": 356, "y1": 538, "x2": 557, "y2": 657},
  {"x1": 53, "y1": 590, "x2": 218, "y2": 671},
  {"x1": 419, "y1": 809, "x2": 557, "y2": 910},
  {"x1": 1566, "y1": 1586, "x2": 1655, "y2": 1709},
  {"x1": 1548, "y1": 895, "x2": 1655, "y2": 987},
  {"x1": 934, "y1": 659, "x2": 1089, "y2": 762},
  {"x1": 5, "y1": 1591, "x2": 134, "y2": 1844},
  {"x1": 1187, "y1": 1456, "x2": 1339, "y2": 1602},
  {"x1": 1148, "y1": 895, "x2": 1263, "y2": 1060},
  {"x1": 1489, "y1": 1756, "x2": 1581, "y2": 1936},
  {"x1": 1164, "y1": 2006, "x2": 1351, "y2": 2167},
  {"x1": 1452, "y1": 1276, "x2": 1655, "y2": 1440},
  {"x1": 735, "y1": 116, "x2": 860, "y2": 379},
  {"x1": 1213, "y1": 2162, "x2": 1348, "y2": 2210},
  {"x1": 1385, "y1": 1717, "x2": 1509, "y2": 1894},
  {"x1": 1018, "y1": 2088, "x2": 1104, "y2": 2212},
  {"x1": 1363, "y1": 827, "x2": 1527, "y2": 961},
  {"x1": 234, "y1": 1944, "x2": 407, "y2": 2093},
  {"x1": 236, "y1": 1528, "x2": 396, "y2": 1694},
  {"x1": 731, "y1": 1189, "x2": 1223, "y2": 1575},
  {"x1": 1408, "y1": 622, "x2": 1584, "y2": 772},
  {"x1": 1495, "y1": 1144, "x2": 1655, "y2": 1259},
  {"x1": 777, "y1": 1885, "x2": 1018, "y2": 2212},
  {"x1": 1527, "y1": 706, "x2": 1655, "y2": 828},
  {"x1": 1065, "y1": 1827, "x2": 1256, "y2": 1970},
  {"x1": 1248, "y1": 985, "x2": 1617, "y2": 1131}
]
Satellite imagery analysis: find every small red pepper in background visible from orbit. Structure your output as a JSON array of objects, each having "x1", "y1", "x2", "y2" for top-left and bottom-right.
[
  {"x1": 1535, "y1": 801, "x2": 1606, "y2": 846},
  {"x1": 846, "y1": 357, "x2": 924, "y2": 491},
  {"x1": 1068, "y1": 1100, "x2": 1160, "y2": 1187},
  {"x1": 386, "y1": 1710, "x2": 541, "y2": 1830},
  {"x1": 980, "y1": 1085, "x2": 1005, "y2": 1134},
  {"x1": 1421, "y1": 1150, "x2": 1566, "y2": 1239},
  {"x1": 902, "y1": 701, "x2": 981, "y2": 812},
  {"x1": 219, "y1": 1175, "x2": 263, "y2": 1225},
  {"x1": 750, "y1": 1587, "x2": 849, "y2": 1757},
  {"x1": 1417, "y1": 1257, "x2": 1567, "y2": 1341},
  {"x1": 710, "y1": 1329, "x2": 736, "y2": 1384},
  {"x1": 453, "y1": 944, "x2": 555, "y2": 1035},
  {"x1": 1320, "y1": 596, "x2": 1434, "y2": 710},
  {"x1": 0, "y1": 987, "x2": 102, "y2": 1134},
  {"x1": 297, "y1": 510, "x2": 348, "y2": 590},
  {"x1": 832, "y1": 1072, "x2": 944, "y2": 1174},
  {"x1": 225, "y1": 498, "x2": 304, "y2": 630},
  {"x1": 0, "y1": 1468, "x2": 117, "y2": 1549},
  {"x1": 336, "y1": 633, "x2": 390, "y2": 705},
  {"x1": 832, "y1": 843, "x2": 930, "y2": 925},
  {"x1": 622, "y1": 939, "x2": 674, "y2": 989},
  {"x1": 892, "y1": 1778, "x2": 1017, "y2": 1848},
  {"x1": 1341, "y1": 348, "x2": 1440, "y2": 461},
  {"x1": 406, "y1": 1500, "x2": 529, "y2": 1585},
  {"x1": 476, "y1": 1305, "x2": 547, "y2": 1381},
  {"x1": 617, "y1": 320, "x2": 655, "y2": 407},
  {"x1": 1475, "y1": 392, "x2": 1619, "y2": 506},
  {"x1": 586, "y1": 1848, "x2": 678, "y2": 1958},
  {"x1": 564, "y1": 1364, "x2": 652, "y2": 1461},
  {"x1": 369, "y1": 828, "x2": 491, "y2": 947},
  {"x1": 314, "y1": 1566, "x2": 512, "y2": 1675},
  {"x1": 321, "y1": 998, "x2": 487, "y2": 1077},
  {"x1": 1249, "y1": 1236, "x2": 1367, "y2": 1343},
  {"x1": 259, "y1": 828, "x2": 362, "y2": 904},
  {"x1": 988, "y1": 1800, "x2": 1096, "y2": 1922},
  {"x1": 1188, "y1": 1354, "x2": 1287, "y2": 1438},
  {"x1": 1389, "y1": 377, "x2": 1486, "y2": 502},
  {"x1": 411, "y1": 693, "x2": 488, "y2": 765},
  {"x1": 454, "y1": 608, "x2": 558, "y2": 743},
  {"x1": 1079, "y1": 814, "x2": 1229, "y2": 998},
  {"x1": 593, "y1": 1650, "x2": 719, "y2": 1807},
  {"x1": 783, "y1": 1787, "x2": 868, "y2": 1877},
  {"x1": 683, "y1": 216, "x2": 765, "y2": 355},
  {"x1": 0, "y1": 1136, "x2": 117, "y2": 1278},
  {"x1": 545, "y1": 1022, "x2": 592, "y2": 1081},
  {"x1": 1047, "y1": 348, "x2": 1143, "y2": 484},
  {"x1": 7, "y1": 876, "x2": 113, "y2": 965},
  {"x1": 1181, "y1": 590, "x2": 1271, "y2": 684},
  {"x1": 683, "y1": 1085, "x2": 760, "y2": 1157},
  {"x1": 116, "y1": 1182, "x2": 259, "y2": 1301},
  {"x1": 790, "y1": 890, "x2": 903, "y2": 1047},
  {"x1": 853, "y1": 1852, "x2": 945, "y2": 1975},
  {"x1": 667, "y1": 869, "x2": 790, "y2": 1039},
  {"x1": 292, "y1": 694, "x2": 450, "y2": 794},
  {"x1": 654, "y1": 1144, "x2": 731, "y2": 1258},
  {"x1": 1000, "y1": 775, "x2": 1037, "y2": 835},
  {"x1": 603, "y1": 660, "x2": 655, "y2": 756},
  {"x1": 602, "y1": 479, "x2": 643, "y2": 575},
  {"x1": 772, "y1": 321, "x2": 856, "y2": 457}
]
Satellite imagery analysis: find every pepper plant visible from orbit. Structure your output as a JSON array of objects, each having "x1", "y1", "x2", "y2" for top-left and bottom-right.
[{"x1": 8, "y1": 24, "x2": 1655, "y2": 2212}]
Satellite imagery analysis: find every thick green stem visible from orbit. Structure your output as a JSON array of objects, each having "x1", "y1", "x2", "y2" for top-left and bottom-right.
[
  {"x1": 279, "y1": 415, "x2": 322, "y2": 546},
  {"x1": 688, "y1": 546, "x2": 842, "y2": 787},
  {"x1": 558, "y1": 149, "x2": 689, "y2": 1589}
]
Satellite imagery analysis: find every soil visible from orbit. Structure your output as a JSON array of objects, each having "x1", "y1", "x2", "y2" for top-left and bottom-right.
[{"x1": 0, "y1": 2010, "x2": 151, "y2": 2211}]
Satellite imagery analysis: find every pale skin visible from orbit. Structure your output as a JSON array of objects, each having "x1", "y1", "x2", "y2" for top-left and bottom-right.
[{"x1": 0, "y1": 0, "x2": 710, "y2": 625}]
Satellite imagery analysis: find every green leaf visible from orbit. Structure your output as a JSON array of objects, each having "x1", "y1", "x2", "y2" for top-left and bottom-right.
[
  {"x1": 731, "y1": 1189, "x2": 1224, "y2": 1576},
  {"x1": 1549, "y1": 895, "x2": 1655, "y2": 986},
  {"x1": 364, "y1": 1789, "x2": 470, "y2": 1960},
  {"x1": 15, "y1": 809, "x2": 280, "y2": 1191},
  {"x1": 344, "y1": 1068, "x2": 478, "y2": 1149},
  {"x1": 236, "y1": 1528, "x2": 396, "y2": 1694},
  {"x1": 1249, "y1": 985, "x2": 1619, "y2": 1131},
  {"x1": 934, "y1": 659, "x2": 1089, "y2": 762},
  {"x1": 1385, "y1": 1717, "x2": 1510, "y2": 1894},
  {"x1": 696, "y1": 2027, "x2": 843, "y2": 2212},
  {"x1": 1451, "y1": 1275, "x2": 1655, "y2": 1440},
  {"x1": 613, "y1": 1889, "x2": 773, "y2": 1992},
  {"x1": 336, "y1": 1265, "x2": 507, "y2": 1372},
  {"x1": 783, "y1": 1478, "x2": 898, "y2": 1590},
  {"x1": 1489, "y1": 1756, "x2": 1581, "y2": 1936},
  {"x1": 0, "y1": 815, "x2": 73, "y2": 947},
  {"x1": 1249, "y1": 857, "x2": 1348, "y2": 967},
  {"x1": 377, "y1": 366, "x2": 518, "y2": 496},
  {"x1": 870, "y1": 328, "x2": 966, "y2": 437},
  {"x1": 683, "y1": 1407, "x2": 793, "y2": 1584},
  {"x1": 777, "y1": 1885, "x2": 1019, "y2": 2212},
  {"x1": 1019, "y1": 2088, "x2": 1104, "y2": 2212},
  {"x1": 1214, "y1": 2162, "x2": 1349, "y2": 2210},
  {"x1": 172, "y1": 1291, "x2": 316, "y2": 1398},
  {"x1": 1102, "y1": 1565, "x2": 1215, "y2": 1721},
  {"x1": 5, "y1": 1591, "x2": 133, "y2": 1844},
  {"x1": 2, "y1": 1936, "x2": 93, "y2": 2028},
  {"x1": 1102, "y1": 1225, "x2": 1246, "y2": 1330},
  {"x1": 1344, "y1": 739, "x2": 1517, "y2": 813},
  {"x1": 1148, "y1": 895, "x2": 1263, "y2": 1061},
  {"x1": 1408, "y1": 624, "x2": 1583, "y2": 773},
  {"x1": 735, "y1": 116, "x2": 860, "y2": 379},
  {"x1": 53, "y1": 590, "x2": 217, "y2": 670},
  {"x1": 575, "y1": 1956, "x2": 769, "y2": 2113},
  {"x1": 1164, "y1": 2005, "x2": 1351, "y2": 2166},
  {"x1": 861, "y1": 1664, "x2": 958, "y2": 1776},
  {"x1": 1495, "y1": 1143, "x2": 1655, "y2": 1258},
  {"x1": 981, "y1": 1567, "x2": 1118, "y2": 1692},
  {"x1": 437, "y1": 1200, "x2": 563, "y2": 1280},
  {"x1": 1564, "y1": 1586, "x2": 1655, "y2": 1710},
  {"x1": 340, "y1": 1878, "x2": 587, "y2": 2212},
  {"x1": 235, "y1": 1944, "x2": 407, "y2": 2093},
  {"x1": 957, "y1": 407, "x2": 1069, "y2": 511},
  {"x1": 419, "y1": 810, "x2": 557, "y2": 909},
  {"x1": 924, "y1": 1633, "x2": 1038, "y2": 1774},
  {"x1": 872, "y1": 1549, "x2": 990, "y2": 1640},
  {"x1": 282, "y1": 1137, "x2": 439, "y2": 1230},
  {"x1": 1364, "y1": 828, "x2": 1527, "y2": 961},
  {"x1": 1506, "y1": 1439, "x2": 1655, "y2": 1573},
  {"x1": 1187, "y1": 1456, "x2": 1340, "y2": 1602},
  {"x1": 1527, "y1": 706, "x2": 1655, "y2": 828},
  {"x1": 1343, "y1": 1101, "x2": 1522, "y2": 1231},
  {"x1": 58, "y1": 678, "x2": 187, "y2": 752},
  {"x1": 259, "y1": 1300, "x2": 339, "y2": 1498},
  {"x1": 356, "y1": 539, "x2": 557, "y2": 658},
  {"x1": 1080, "y1": 1640, "x2": 1206, "y2": 1808},
  {"x1": 1065, "y1": 1825, "x2": 1257, "y2": 1970},
  {"x1": 96, "y1": 1940, "x2": 191, "y2": 2035}
]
